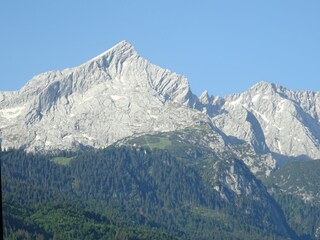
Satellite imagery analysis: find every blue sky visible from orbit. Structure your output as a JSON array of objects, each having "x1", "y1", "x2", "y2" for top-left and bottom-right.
[{"x1": 1, "y1": 0, "x2": 319, "y2": 96}]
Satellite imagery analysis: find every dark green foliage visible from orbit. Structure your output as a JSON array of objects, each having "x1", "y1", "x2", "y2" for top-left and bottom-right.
[
  {"x1": 272, "y1": 193, "x2": 320, "y2": 240},
  {"x1": 3, "y1": 200, "x2": 178, "y2": 240},
  {"x1": 1, "y1": 147, "x2": 295, "y2": 239},
  {"x1": 265, "y1": 160, "x2": 320, "y2": 240},
  {"x1": 70, "y1": 147, "x2": 214, "y2": 212},
  {"x1": 267, "y1": 160, "x2": 320, "y2": 200},
  {"x1": 1, "y1": 149, "x2": 75, "y2": 206}
]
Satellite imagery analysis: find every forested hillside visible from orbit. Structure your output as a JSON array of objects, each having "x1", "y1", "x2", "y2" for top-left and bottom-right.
[
  {"x1": 1, "y1": 146, "x2": 296, "y2": 240},
  {"x1": 265, "y1": 160, "x2": 320, "y2": 240}
]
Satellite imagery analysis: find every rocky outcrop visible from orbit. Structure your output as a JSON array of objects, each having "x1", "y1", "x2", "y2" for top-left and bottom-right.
[{"x1": 211, "y1": 82, "x2": 320, "y2": 164}]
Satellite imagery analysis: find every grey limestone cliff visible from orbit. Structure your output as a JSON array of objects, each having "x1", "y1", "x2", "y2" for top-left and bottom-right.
[{"x1": 1, "y1": 41, "x2": 320, "y2": 172}]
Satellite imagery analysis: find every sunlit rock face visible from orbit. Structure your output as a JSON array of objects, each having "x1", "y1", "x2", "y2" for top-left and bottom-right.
[
  {"x1": 211, "y1": 81, "x2": 320, "y2": 163},
  {"x1": 1, "y1": 41, "x2": 319, "y2": 171},
  {"x1": 0, "y1": 41, "x2": 206, "y2": 152}
]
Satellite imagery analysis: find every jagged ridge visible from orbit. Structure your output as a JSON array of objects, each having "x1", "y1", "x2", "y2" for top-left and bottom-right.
[{"x1": 0, "y1": 41, "x2": 320, "y2": 171}]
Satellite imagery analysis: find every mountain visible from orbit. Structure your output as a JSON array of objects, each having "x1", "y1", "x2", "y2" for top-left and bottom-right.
[
  {"x1": 1, "y1": 41, "x2": 319, "y2": 171},
  {"x1": 2, "y1": 41, "x2": 320, "y2": 239},
  {"x1": 210, "y1": 82, "x2": 320, "y2": 165},
  {"x1": 0, "y1": 41, "x2": 206, "y2": 152}
]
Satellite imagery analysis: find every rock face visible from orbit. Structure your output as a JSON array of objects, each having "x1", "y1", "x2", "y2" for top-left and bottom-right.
[
  {"x1": 210, "y1": 82, "x2": 320, "y2": 164},
  {"x1": 0, "y1": 41, "x2": 206, "y2": 152},
  {"x1": 0, "y1": 41, "x2": 320, "y2": 168},
  {"x1": 208, "y1": 157, "x2": 291, "y2": 236}
]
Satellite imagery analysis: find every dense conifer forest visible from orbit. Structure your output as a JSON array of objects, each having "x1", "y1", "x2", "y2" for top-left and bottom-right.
[{"x1": 1, "y1": 145, "x2": 320, "y2": 239}]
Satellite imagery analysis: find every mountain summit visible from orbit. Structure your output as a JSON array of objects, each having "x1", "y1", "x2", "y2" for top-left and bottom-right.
[
  {"x1": 0, "y1": 41, "x2": 205, "y2": 152},
  {"x1": 89, "y1": 40, "x2": 136, "y2": 60},
  {"x1": 212, "y1": 81, "x2": 320, "y2": 162},
  {"x1": 0, "y1": 41, "x2": 320, "y2": 172}
]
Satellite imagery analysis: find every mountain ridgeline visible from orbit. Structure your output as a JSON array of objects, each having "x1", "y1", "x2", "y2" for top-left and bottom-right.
[
  {"x1": 0, "y1": 41, "x2": 319, "y2": 169},
  {"x1": 1, "y1": 41, "x2": 320, "y2": 239}
]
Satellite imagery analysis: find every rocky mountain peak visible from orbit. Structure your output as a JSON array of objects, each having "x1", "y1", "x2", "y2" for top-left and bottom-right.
[
  {"x1": 213, "y1": 81, "x2": 320, "y2": 164},
  {"x1": 1, "y1": 42, "x2": 320, "y2": 174},
  {"x1": 18, "y1": 41, "x2": 137, "y2": 96},
  {"x1": 0, "y1": 41, "x2": 205, "y2": 152},
  {"x1": 86, "y1": 40, "x2": 137, "y2": 66},
  {"x1": 199, "y1": 90, "x2": 211, "y2": 105},
  {"x1": 249, "y1": 81, "x2": 277, "y2": 94}
]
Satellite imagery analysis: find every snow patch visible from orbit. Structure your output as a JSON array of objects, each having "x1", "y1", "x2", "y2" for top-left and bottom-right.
[
  {"x1": 294, "y1": 137, "x2": 301, "y2": 142},
  {"x1": 111, "y1": 95, "x2": 125, "y2": 101},
  {"x1": 274, "y1": 125, "x2": 282, "y2": 131},
  {"x1": 252, "y1": 94, "x2": 260, "y2": 102},
  {"x1": 82, "y1": 96, "x2": 94, "y2": 103},
  {"x1": 82, "y1": 134, "x2": 95, "y2": 141},
  {"x1": 251, "y1": 108, "x2": 269, "y2": 123},
  {"x1": 45, "y1": 140, "x2": 53, "y2": 146},
  {"x1": 276, "y1": 99, "x2": 287, "y2": 114},
  {"x1": 277, "y1": 140, "x2": 283, "y2": 154},
  {"x1": 229, "y1": 96, "x2": 243, "y2": 106},
  {"x1": 0, "y1": 106, "x2": 25, "y2": 119}
]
